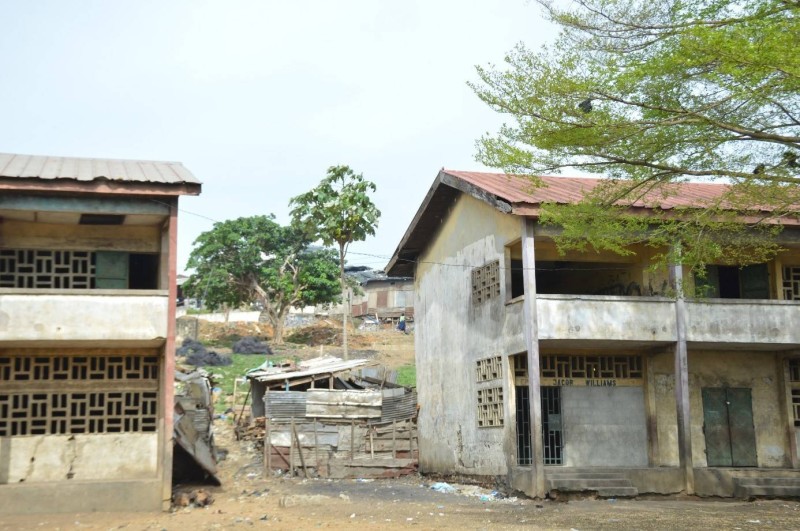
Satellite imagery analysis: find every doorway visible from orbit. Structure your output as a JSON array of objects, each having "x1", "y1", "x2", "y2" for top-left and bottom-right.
[{"x1": 701, "y1": 387, "x2": 757, "y2": 467}]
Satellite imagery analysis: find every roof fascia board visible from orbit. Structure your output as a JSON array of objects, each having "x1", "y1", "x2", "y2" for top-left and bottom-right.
[
  {"x1": 0, "y1": 178, "x2": 201, "y2": 197},
  {"x1": 0, "y1": 193, "x2": 171, "y2": 215},
  {"x1": 439, "y1": 171, "x2": 513, "y2": 214}
]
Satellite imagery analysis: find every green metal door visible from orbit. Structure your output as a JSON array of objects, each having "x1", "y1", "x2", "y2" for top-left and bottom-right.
[
  {"x1": 702, "y1": 387, "x2": 757, "y2": 467},
  {"x1": 95, "y1": 251, "x2": 129, "y2": 289}
]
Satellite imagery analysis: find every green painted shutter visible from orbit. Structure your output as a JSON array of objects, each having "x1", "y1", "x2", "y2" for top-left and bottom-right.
[
  {"x1": 95, "y1": 251, "x2": 129, "y2": 289},
  {"x1": 740, "y1": 264, "x2": 769, "y2": 299}
]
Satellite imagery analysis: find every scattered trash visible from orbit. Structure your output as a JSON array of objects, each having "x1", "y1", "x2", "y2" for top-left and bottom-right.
[
  {"x1": 172, "y1": 488, "x2": 214, "y2": 508},
  {"x1": 430, "y1": 482, "x2": 457, "y2": 494},
  {"x1": 232, "y1": 336, "x2": 273, "y2": 355}
]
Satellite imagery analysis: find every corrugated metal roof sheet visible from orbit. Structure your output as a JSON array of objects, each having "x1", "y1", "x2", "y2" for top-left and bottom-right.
[
  {"x1": 0, "y1": 152, "x2": 200, "y2": 185},
  {"x1": 247, "y1": 356, "x2": 370, "y2": 383},
  {"x1": 444, "y1": 170, "x2": 736, "y2": 211}
]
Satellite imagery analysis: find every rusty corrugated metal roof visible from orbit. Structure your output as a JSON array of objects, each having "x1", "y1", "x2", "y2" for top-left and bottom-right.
[
  {"x1": 0, "y1": 152, "x2": 201, "y2": 185},
  {"x1": 444, "y1": 170, "x2": 736, "y2": 212}
]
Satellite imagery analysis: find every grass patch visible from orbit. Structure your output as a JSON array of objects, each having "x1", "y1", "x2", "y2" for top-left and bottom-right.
[{"x1": 396, "y1": 365, "x2": 416, "y2": 388}]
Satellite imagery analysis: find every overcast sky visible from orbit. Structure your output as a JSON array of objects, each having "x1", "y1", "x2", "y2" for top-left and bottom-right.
[{"x1": 0, "y1": 0, "x2": 557, "y2": 272}]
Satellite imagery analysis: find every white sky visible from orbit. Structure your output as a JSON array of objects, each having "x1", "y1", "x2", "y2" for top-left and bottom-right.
[{"x1": 0, "y1": 0, "x2": 557, "y2": 272}]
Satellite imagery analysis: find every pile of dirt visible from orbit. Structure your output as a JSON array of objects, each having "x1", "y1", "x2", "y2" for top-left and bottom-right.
[
  {"x1": 177, "y1": 339, "x2": 233, "y2": 367},
  {"x1": 285, "y1": 320, "x2": 374, "y2": 348},
  {"x1": 198, "y1": 320, "x2": 272, "y2": 344},
  {"x1": 233, "y1": 336, "x2": 273, "y2": 355}
]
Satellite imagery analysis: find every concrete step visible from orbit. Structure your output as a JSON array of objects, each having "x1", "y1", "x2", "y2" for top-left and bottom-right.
[
  {"x1": 595, "y1": 487, "x2": 639, "y2": 498},
  {"x1": 545, "y1": 471, "x2": 629, "y2": 480},
  {"x1": 734, "y1": 477, "x2": 800, "y2": 499},
  {"x1": 548, "y1": 478, "x2": 633, "y2": 489}
]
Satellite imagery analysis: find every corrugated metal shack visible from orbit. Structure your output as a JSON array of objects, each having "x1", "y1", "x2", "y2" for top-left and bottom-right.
[{"x1": 246, "y1": 356, "x2": 418, "y2": 479}]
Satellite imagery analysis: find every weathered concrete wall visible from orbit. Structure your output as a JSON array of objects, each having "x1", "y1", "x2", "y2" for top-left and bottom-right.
[
  {"x1": 685, "y1": 299, "x2": 800, "y2": 346},
  {"x1": 0, "y1": 479, "x2": 163, "y2": 514},
  {"x1": 537, "y1": 295, "x2": 676, "y2": 344},
  {"x1": 0, "y1": 291, "x2": 168, "y2": 342},
  {"x1": 651, "y1": 350, "x2": 790, "y2": 468},
  {"x1": 561, "y1": 386, "x2": 648, "y2": 467},
  {"x1": 415, "y1": 193, "x2": 521, "y2": 476},
  {"x1": 0, "y1": 433, "x2": 159, "y2": 483}
]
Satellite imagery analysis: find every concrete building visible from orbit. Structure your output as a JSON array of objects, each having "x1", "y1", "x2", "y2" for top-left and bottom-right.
[
  {"x1": 346, "y1": 267, "x2": 414, "y2": 322},
  {"x1": 386, "y1": 169, "x2": 800, "y2": 498},
  {"x1": 0, "y1": 153, "x2": 201, "y2": 513}
]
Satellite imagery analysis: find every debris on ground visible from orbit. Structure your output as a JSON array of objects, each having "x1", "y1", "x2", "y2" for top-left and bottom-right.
[
  {"x1": 172, "y1": 488, "x2": 215, "y2": 508},
  {"x1": 233, "y1": 336, "x2": 273, "y2": 355},
  {"x1": 178, "y1": 338, "x2": 232, "y2": 366}
]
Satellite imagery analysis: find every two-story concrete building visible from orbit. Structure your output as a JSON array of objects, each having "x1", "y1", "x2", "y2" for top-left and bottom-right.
[
  {"x1": 387, "y1": 169, "x2": 800, "y2": 498},
  {"x1": 0, "y1": 153, "x2": 201, "y2": 513}
]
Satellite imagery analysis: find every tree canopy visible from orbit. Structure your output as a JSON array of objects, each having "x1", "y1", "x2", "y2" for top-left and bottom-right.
[
  {"x1": 183, "y1": 215, "x2": 340, "y2": 343},
  {"x1": 290, "y1": 165, "x2": 380, "y2": 358},
  {"x1": 471, "y1": 0, "x2": 799, "y2": 269}
]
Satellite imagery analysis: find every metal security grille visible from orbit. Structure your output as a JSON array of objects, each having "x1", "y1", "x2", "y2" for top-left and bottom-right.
[
  {"x1": 515, "y1": 385, "x2": 532, "y2": 465},
  {"x1": 783, "y1": 266, "x2": 800, "y2": 300},
  {"x1": 471, "y1": 260, "x2": 501, "y2": 304},
  {"x1": 476, "y1": 356, "x2": 502, "y2": 382},
  {"x1": 477, "y1": 386, "x2": 504, "y2": 427},
  {"x1": 0, "y1": 352, "x2": 159, "y2": 436},
  {"x1": 541, "y1": 354, "x2": 643, "y2": 380},
  {"x1": 541, "y1": 387, "x2": 563, "y2": 465},
  {"x1": 0, "y1": 249, "x2": 95, "y2": 289},
  {"x1": 790, "y1": 359, "x2": 800, "y2": 426}
]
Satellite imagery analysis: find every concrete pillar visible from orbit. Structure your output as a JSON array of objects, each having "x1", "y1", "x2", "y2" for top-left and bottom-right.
[
  {"x1": 521, "y1": 217, "x2": 546, "y2": 497},
  {"x1": 671, "y1": 259, "x2": 694, "y2": 494},
  {"x1": 160, "y1": 198, "x2": 179, "y2": 509}
]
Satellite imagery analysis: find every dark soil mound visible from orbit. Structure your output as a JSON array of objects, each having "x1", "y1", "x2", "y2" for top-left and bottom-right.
[{"x1": 177, "y1": 338, "x2": 233, "y2": 367}]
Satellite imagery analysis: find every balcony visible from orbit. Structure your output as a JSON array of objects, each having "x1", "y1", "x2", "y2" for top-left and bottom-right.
[
  {"x1": 518, "y1": 294, "x2": 800, "y2": 349},
  {"x1": 0, "y1": 289, "x2": 168, "y2": 344}
]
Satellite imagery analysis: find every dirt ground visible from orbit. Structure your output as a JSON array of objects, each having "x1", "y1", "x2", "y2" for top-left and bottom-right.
[{"x1": 3, "y1": 326, "x2": 800, "y2": 530}]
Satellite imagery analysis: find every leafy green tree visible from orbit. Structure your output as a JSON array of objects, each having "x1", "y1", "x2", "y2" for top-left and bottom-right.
[
  {"x1": 183, "y1": 216, "x2": 340, "y2": 344},
  {"x1": 471, "y1": 0, "x2": 799, "y2": 270},
  {"x1": 290, "y1": 166, "x2": 381, "y2": 359}
]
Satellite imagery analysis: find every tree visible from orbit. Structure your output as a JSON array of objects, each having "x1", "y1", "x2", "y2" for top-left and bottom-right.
[
  {"x1": 290, "y1": 166, "x2": 381, "y2": 359},
  {"x1": 183, "y1": 216, "x2": 340, "y2": 344},
  {"x1": 471, "y1": 0, "x2": 799, "y2": 270}
]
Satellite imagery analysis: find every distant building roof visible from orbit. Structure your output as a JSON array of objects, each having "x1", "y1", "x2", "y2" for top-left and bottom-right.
[{"x1": 0, "y1": 152, "x2": 201, "y2": 195}]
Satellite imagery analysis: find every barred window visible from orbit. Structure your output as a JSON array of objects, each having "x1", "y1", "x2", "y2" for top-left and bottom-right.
[
  {"x1": 789, "y1": 359, "x2": 800, "y2": 427},
  {"x1": 0, "y1": 351, "x2": 159, "y2": 436},
  {"x1": 471, "y1": 260, "x2": 501, "y2": 304},
  {"x1": 784, "y1": 267, "x2": 800, "y2": 300}
]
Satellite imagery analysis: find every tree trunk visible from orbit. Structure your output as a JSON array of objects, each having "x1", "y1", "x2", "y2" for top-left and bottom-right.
[
  {"x1": 273, "y1": 307, "x2": 287, "y2": 345},
  {"x1": 339, "y1": 244, "x2": 348, "y2": 360}
]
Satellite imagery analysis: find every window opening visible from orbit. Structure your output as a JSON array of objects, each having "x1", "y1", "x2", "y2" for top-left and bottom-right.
[
  {"x1": 129, "y1": 253, "x2": 159, "y2": 289},
  {"x1": 789, "y1": 359, "x2": 800, "y2": 427},
  {"x1": 783, "y1": 266, "x2": 800, "y2": 300},
  {"x1": 541, "y1": 387, "x2": 563, "y2": 465},
  {"x1": 477, "y1": 387, "x2": 503, "y2": 428},
  {"x1": 506, "y1": 241, "x2": 524, "y2": 299},
  {"x1": 476, "y1": 356, "x2": 502, "y2": 383},
  {"x1": 695, "y1": 264, "x2": 769, "y2": 299}
]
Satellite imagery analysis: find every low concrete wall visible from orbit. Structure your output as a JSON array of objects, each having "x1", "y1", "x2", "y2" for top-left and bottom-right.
[
  {"x1": 0, "y1": 290, "x2": 168, "y2": 342},
  {"x1": 685, "y1": 299, "x2": 800, "y2": 345},
  {"x1": 1, "y1": 433, "x2": 159, "y2": 483}
]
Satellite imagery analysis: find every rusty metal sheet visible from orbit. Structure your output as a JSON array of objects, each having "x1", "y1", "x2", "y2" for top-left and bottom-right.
[{"x1": 306, "y1": 389, "x2": 382, "y2": 418}]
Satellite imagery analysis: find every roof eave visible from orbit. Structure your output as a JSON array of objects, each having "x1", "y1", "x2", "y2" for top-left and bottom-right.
[{"x1": 0, "y1": 177, "x2": 202, "y2": 197}]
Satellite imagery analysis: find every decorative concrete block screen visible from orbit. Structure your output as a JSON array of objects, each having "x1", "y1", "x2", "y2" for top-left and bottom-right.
[
  {"x1": 0, "y1": 249, "x2": 95, "y2": 289},
  {"x1": 0, "y1": 352, "x2": 159, "y2": 436},
  {"x1": 783, "y1": 266, "x2": 800, "y2": 300},
  {"x1": 790, "y1": 359, "x2": 800, "y2": 426},
  {"x1": 476, "y1": 356, "x2": 502, "y2": 383},
  {"x1": 541, "y1": 354, "x2": 643, "y2": 380},
  {"x1": 471, "y1": 260, "x2": 501, "y2": 304},
  {"x1": 477, "y1": 386, "x2": 504, "y2": 428}
]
